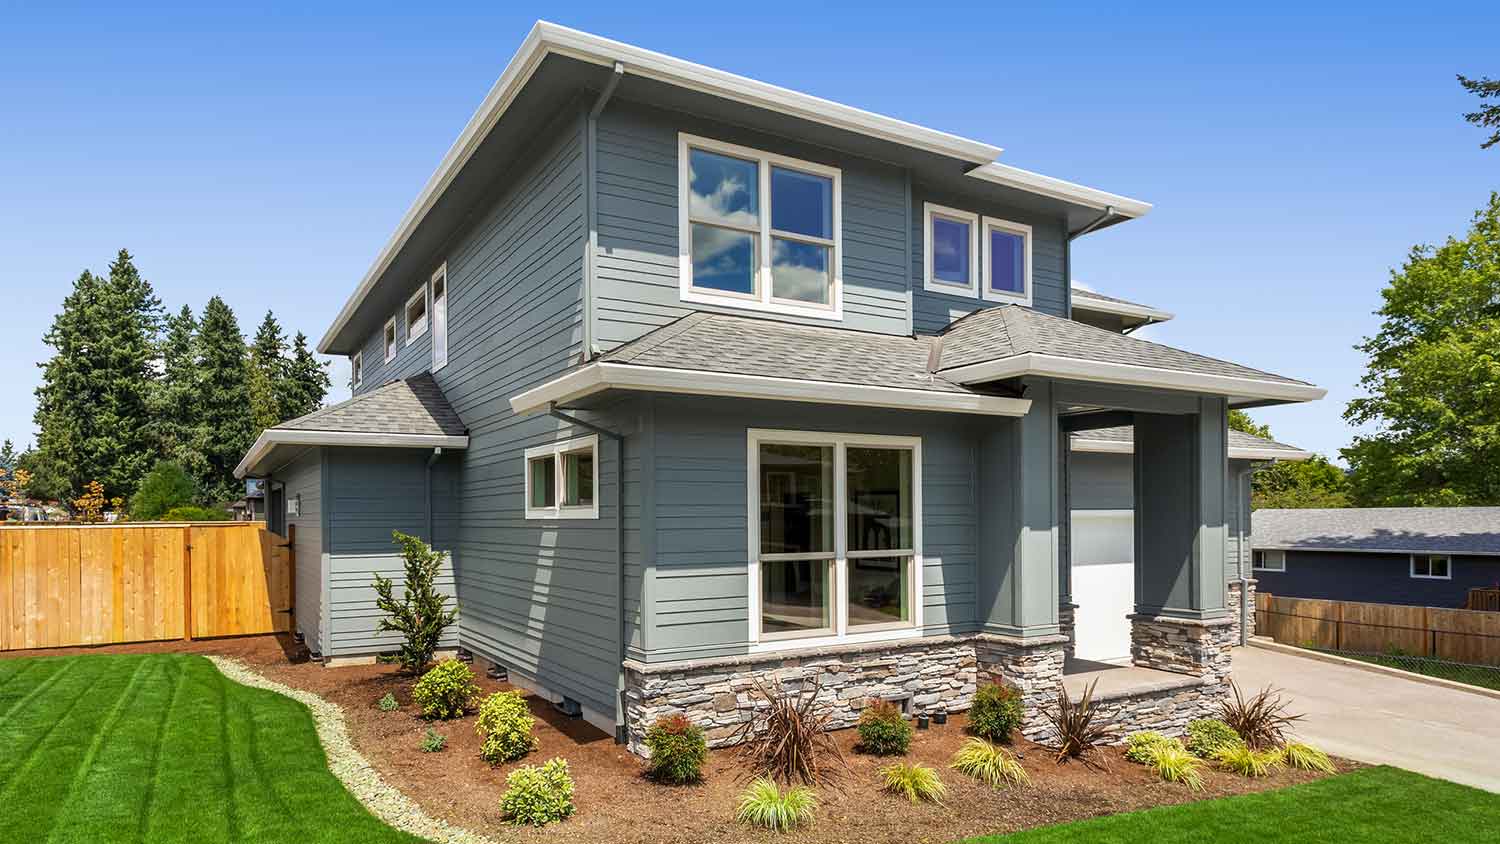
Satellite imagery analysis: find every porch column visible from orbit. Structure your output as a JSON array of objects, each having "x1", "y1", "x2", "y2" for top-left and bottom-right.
[{"x1": 1129, "y1": 397, "x2": 1235, "y2": 680}]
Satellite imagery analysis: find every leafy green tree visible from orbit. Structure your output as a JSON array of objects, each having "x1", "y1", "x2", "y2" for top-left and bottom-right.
[
  {"x1": 283, "y1": 331, "x2": 331, "y2": 420},
  {"x1": 374, "y1": 531, "x2": 459, "y2": 673},
  {"x1": 1459, "y1": 74, "x2": 1500, "y2": 150},
  {"x1": 1343, "y1": 193, "x2": 1500, "y2": 506},
  {"x1": 1229, "y1": 410, "x2": 1349, "y2": 509},
  {"x1": 193, "y1": 296, "x2": 254, "y2": 503},
  {"x1": 153, "y1": 305, "x2": 205, "y2": 478},
  {"x1": 1227, "y1": 409, "x2": 1271, "y2": 440},
  {"x1": 129, "y1": 460, "x2": 198, "y2": 520}
]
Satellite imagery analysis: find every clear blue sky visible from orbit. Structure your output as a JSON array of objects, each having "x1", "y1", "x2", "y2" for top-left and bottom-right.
[{"x1": 1, "y1": 1, "x2": 1495, "y2": 462}]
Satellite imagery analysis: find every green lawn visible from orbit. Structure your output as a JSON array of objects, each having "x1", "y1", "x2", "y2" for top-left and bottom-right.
[
  {"x1": 0, "y1": 654, "x2": 426, "y2": 844},
  {"x1": 961, "y1": 766, "x2": 1500, "y2": 843}
]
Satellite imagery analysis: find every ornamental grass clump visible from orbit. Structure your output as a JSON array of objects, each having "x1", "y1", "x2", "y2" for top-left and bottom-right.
[
  {"x1": 499, "y1": 757, "x2": 575, "y2": 827},
  {"x1": 735, "y1": 777, "x2": 816, "y2": 832},
  {"x1": 410, "y1": 659, "x2": 479, "y2": 720},
  {"x1": 968, "y1": 682, "x2": 1025, "y2": 743},
  {"x1": 732, "y1": 677, "x2": 846, "y2": 786},
  {"x1": 477, "y1": 690, "x2": 538, "y2": 764},
  {"x1": 856, "y1": 701, "x2": 913, "y2": 756},
  {"x1": 1219, "y1": 683, "x2": 1303, "y2": 750},
  {"x1": 1146, "y1": 742, "x2": 1205, "y2": 790},
  {"x1": 1215, "y1": 744, "x2": 1286, "y2": 778},
  {"x1": 880, "y1": 762, "x2": 946, "y2": 804},
  {"x1": 1041, "y1": 679, "x2": 1114, "y2": 766},
  {"x1": 1282, "y1": 740, "x2": 1336, "y2": 773},
  {"x1": 950, "y1": 737, "x2": 1030, "y2": 789},
  {"x1": 1186, "y1": 718, "x2": 1244, "y2": 758},
  {"x1": 643, "y1": 714, "x2": 708, "y2": 784}
]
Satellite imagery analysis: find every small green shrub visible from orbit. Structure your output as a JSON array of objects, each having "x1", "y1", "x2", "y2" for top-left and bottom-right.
[
  {"x1": 880, "y1": 762, "x2": 946, "y2": 804},
  {"x1": 130, "y1": 461, "x2": 197, "y2": 521},
  {"x1": 1215, "y1": 744, "x2": 1285, "y2": 778},
  {"x1": 735, "y1": 777, "x2": 816, "y2": 832},
  {"x1": 374, "y1": 531, "x2": 459, "y2": 673},
  {"x1": 377, "y1": 692, "x2": 399, "y2": 712},
  {"x1": 1186, "y1": 718, "x2": 1244, "y2": 758},
  {"x1": 410, "y1": 659, "x2": 479, "y2": 720},
  {"x1": 968, "y1": 682, "x2": 1024, "y2": 743},
  {"x1": 1282, "y1": 741, "x2": 1336, "y2": 773},
  {"x1": 499, "y1": 757, "x2": 575, "y2": 827},
  {"x1": 1124, "y1": 731, "x2": 1182, "y2": 764},
  {"x1": 477, "y1": 690, "x2": 538, "y2": 764},
  {"x1": 1147, "y1": 743, "x2": 1205, "y2": 790},
  {"x1": 161, "y1": 505, "x2": 231, "y2": 522},
  {"x1": 950, "y1": 737, "x2": 1029, "y2": 788},
  {"x1": 421, "y1": 728, "x2": 447, "y2": 753},
  {"x1": 856, "y1": 701, "x2": 913, "y2": 756},
  {"x1": 643, "y1": 714, "x2": 708, "y2": 784}
]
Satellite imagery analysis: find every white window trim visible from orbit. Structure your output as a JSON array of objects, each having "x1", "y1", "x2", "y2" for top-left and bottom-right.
[
  {"x1": 524, "y1": 434, "x2": 600, "y2": 520},
  {"x1": 350, "y1": 351, "x2": 363, "y2": 389},
  {"x1": 430, "y1": 262, "x2": 448, "y2": 371},
  {"x1": 1252, "y1": 549, "x2": 1286, "y2": 572},
  {"x1": 922, "y1": 202, "x2": 979, "y2": 297},
  {"x1": 382, "y1": 316, "x2": 397, "y2": 363},
  {"x1": 677, "y1": 133, "x2": 843, "y2": 321},
  {"x1": 1410, "y1": 554, "x2": 1452, "y2": 580},
  {"x1": 405, "y1": 283, "x2": 429, "y2": 346},
  {"x1": 980, "y1": 216, "x2": 1033, "y2": 305},
  {"x1": 745, "y1": 429, "x2": 923, "y2": 653}
]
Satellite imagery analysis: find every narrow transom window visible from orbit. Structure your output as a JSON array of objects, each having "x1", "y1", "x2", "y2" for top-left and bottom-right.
[
  {"x1": 430, "y1": 264, "x2": 448, "y2": 371},
  {"x1": 1411, "y1": 554, "x2": 1450, "y2": 579},
  {"x1": 1252, "y1": 549, "x2": 1285, "y2": 572},
  {"x1": 350, "y1": 351, "x2": 363, "y2": 389},
  {"x1": 524, "y1": 435, "x2": 599, "y2": 520},
  {"x1": 405, "y1": 283, "x2": 429, "y2": 345},
  {"x1": 383, "y1": 317, "x2": 397, "y2": 363},
  {"x1": 679, "y1": 134, "x2": 842, "y2": 319},
  {"x1": 749, "y1": 430, "x2": 922, "y2": 649}
]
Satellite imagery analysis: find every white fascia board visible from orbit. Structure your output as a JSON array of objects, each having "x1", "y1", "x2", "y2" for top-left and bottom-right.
[
  {"x1": 318, "y1": 21, "x2": 1002, "y2": 353},
  {"x1": 1070, "y1": 293, "x2": 1175, "y2": 323},
  {"x1": 508, "y1": 361, "x2": 1032, "y2": 418},
  {"x1": 1070, "y1": 438, "x2": 1313, "y2": 461},
  {"x1": 967, "y1": 162, "x2": 1153, "y2": 219},
  {"x1": 235, "y1": 429, "x2": 470, "y2": 478},
  {"x1": 943, "y1": 353, "x2": 1327, "y2": 404}
]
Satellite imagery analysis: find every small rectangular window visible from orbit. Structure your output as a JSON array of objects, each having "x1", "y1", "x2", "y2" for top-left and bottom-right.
[
  {"x1": 383, "y1": 317, "x2": 397, "y2": 363},
  {"x1": 1252, "y1": 550, "x2": 1286, "y2": 572},
  {"x1": 1411, "y1": 554, "x2": 1451, "y2": 579},
  {"x1": 524, "y1": 435, "x2": 599, "y2": 519},
  {"x1": 405, "y1": 284, "x2": 429, "y2": 345},
  {"x1": 982, "y1": 217, "x2": 1032, "y2": 304},
  {"x1": 528, "y1": 457, "x2": 556, "y2": 509},
  {"x1": 351, "y1": 351, "x2": 363, "y2": 389},
  {"x1": 923, "y1": 203, "x2": 979, "y2": 296}
]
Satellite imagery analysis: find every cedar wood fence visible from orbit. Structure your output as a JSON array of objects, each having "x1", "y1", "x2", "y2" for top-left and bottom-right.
[{"x1": 0, "y1": 521, "x2": 293, "y2": 651}]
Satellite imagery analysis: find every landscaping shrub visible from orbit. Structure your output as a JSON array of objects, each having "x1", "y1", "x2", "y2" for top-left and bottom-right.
[
  {"x1": 377, "y1": 692, "x2": 399, "y2": 712},
  {"x1": 161, "y1": 505, "x2": 230, "y2": 522},
  {"x1": 1185, "y1": 718, "x2": 1244, "y2": 758},
  {"x1": 1215, "y1": 744, "x2": 1285, "y2": 778},
  {"x1": 373, "y1": 531, "x2": 459, "y2": 673},
  {"x1": 732, "y1": 677, "x2": 845, "y2": 785},
  {"x1": 950, "y1": 737, "x2": 1029, "y2": 788},
  {"x1": 1282, "y1": 741, "x2": 1335, "y2": 773},
  {"x1": 880, "y1": 761, "x2": 946, "y2": 804},
  {"x1": 411, "y1": 659, "x2": 479, "y2": 720},
  {"x1": 1219, "y1": 683, "x2": 1303, "y2": 750},
  {"x1": 968, "y1": 682, "x2": 1024, "y2": 743},
  {"x1": 643, "y1": 714, "x2": 708, "y2": 784},
  {"x1": 1041, "y1": 679, "x2": 1114, "y2": 765},
  {"x1": 1146, "y1": 742, "x2": 1204, "y2": 790},
  {"x1": 735, "y1": 777, "x2": 816, "y2": 832},
  {"x1": 420, "y1": 728, "x2": 447, "y2": 753},
  {"x1": 499, "y1": 757, "x2": 575, "y2": 827},
  {"x1": 477, "y1": 690, "x2": 538, "y2": 764},
  {"x1": 856, "y1": 701, "x2": 913, "y2": 756},
  {"x1": 129, "y1": 461, "x2": 196, "y2": 521},
  {"x1": 1124, "y1": 731, "x2": 1182, "y2": 764}
]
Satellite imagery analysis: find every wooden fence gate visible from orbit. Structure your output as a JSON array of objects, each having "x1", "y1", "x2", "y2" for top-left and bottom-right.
[{"x1": 0, "y1": 522, "x2": 293, "y2": 651}]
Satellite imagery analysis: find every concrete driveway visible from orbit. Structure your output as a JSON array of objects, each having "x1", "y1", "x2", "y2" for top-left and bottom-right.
[{"x1": 1233, "y1": 644, "x2": 1500, "y2": 792}]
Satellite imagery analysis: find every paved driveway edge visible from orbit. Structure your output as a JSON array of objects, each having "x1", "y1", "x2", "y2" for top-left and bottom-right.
[{"x1": 1248, "y1": 638, "x2": 1500, "y2": 702}]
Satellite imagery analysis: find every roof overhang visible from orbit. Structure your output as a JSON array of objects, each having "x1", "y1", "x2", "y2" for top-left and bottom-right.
[
  {"x1": 967, "y1": 163, "x2": 1152, "y2": 220},
  {"x1": 1070, "y1": 437, "x2": 1313, "y2": 461},
  {"x1": 942, "y1": 353, "x2": 1327, "y2": 406},
  {"x1": 508, "y1": 361, "x2": 1032, "y2": 418},
  {"x1": 1070, "y1": 295, "x2": 1175, "y2": 326},
  {"x1": 235, "y1": 429, "x2": 470, "y2": 479}
]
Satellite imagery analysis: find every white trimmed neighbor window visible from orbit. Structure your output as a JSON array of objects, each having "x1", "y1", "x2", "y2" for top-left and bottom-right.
[
  {"x1": 405, "y1": 283, "x2": 429, "y2": 345},
  {"x1": 382, "y1": 316, "x2": 397, "y2": 363},
  {"x1": 923, "y1": 202, "x2": 1033, "y2": 305},
  {"x1": 1410, "y1": 554, "x2": 1451, "y2": 579},
  {"x1": 430, "y1": 263, "x2": 448, "y2": 371},
  {"x1": 679, "y1": 133, "x2": 842, "y2": 320},
  {"x1": 1252, "y1": 550, "x2": 1286, "y2": 572},
  {"x1": 524, "y1": 435, "x2": 599, "y2": 520},
  {"x1": 747, "y1": 429, "x2": 922, "y2": 650},
  {"x1": 351, "y1": 351, "x2": 363, "y2": 389}
]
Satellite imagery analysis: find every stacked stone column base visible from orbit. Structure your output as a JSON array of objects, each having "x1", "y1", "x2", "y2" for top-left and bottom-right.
[
  {"x1": 1128, "y1": 613, "x2": 1235, "y2": 685},
  {"x1": 1226, "y1": 579, "x2": 1257, "y2": 644}
]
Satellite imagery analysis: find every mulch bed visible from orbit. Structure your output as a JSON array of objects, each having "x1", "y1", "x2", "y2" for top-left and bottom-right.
[{"x1": 4, "y1": 634, "x2": 1352, "y2": 843}]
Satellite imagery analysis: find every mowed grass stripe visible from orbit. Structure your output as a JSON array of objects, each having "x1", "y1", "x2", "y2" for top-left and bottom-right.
[
  {"x1": 145, "y1": 656, "x2": 235, "y2": 844},
  {"x1": 0, "y1": 657, "x2": 74, "y2": 725}
]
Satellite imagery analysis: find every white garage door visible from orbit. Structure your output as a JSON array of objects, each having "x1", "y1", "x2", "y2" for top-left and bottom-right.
[{"x1": 1070, "y1": 509, "x2": 1135, "y2": 663}]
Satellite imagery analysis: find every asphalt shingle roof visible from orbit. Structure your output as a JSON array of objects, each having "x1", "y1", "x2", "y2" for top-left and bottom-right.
[
  {"x1": 1072, "y1": 425, "x2": 1307, "y2": 456},
  {"x1": 1251, "y1": 508, "x2": 1500, "y2": 556},
  {"x1": 278, "y1": 373, "x2": 466, "y2": 437}
]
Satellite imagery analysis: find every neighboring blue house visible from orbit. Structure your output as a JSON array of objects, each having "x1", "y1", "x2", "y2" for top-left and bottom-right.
[
  {"x1": 235, "y1": 22, "x2": 1324, "y2": 749},
  {"x1": 1251, "y1": 508, "x2": 1500, "y2": 608}
]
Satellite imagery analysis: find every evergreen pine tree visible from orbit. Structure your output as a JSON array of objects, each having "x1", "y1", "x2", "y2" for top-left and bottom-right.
[
  {"x1": 32, "y1": 269, "x2": 105, "y2": 500},
  {"x1": 193, "y1": 296, "x2": 254, "y2": 503},
  {"x1": 154, "y1": 304, "x2": 206, "y2": 480},
  {"x1": 0, "y1": 439, "x2": 15, "y2": 472},
  {"x1": 248, "y1": 310, "x2": 290, "y2": 429},
  {"x1": 284, "y1": 331, "x2": 332, "y2": 420},
  {"x1": 91, "y1": 249, "x2": 163, "y2": 498}
]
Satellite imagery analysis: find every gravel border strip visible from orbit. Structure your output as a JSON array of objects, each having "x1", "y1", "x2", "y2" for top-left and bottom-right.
[{"x1": 207, "y1": 656, "x2": 501, "y2": 844}]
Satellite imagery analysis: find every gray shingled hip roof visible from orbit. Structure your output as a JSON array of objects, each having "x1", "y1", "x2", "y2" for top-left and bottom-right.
[
  {"x1": 1070, "y1": 286, "x2": 1174, "y2": 325},
  {"x1": 235, "y1": 374, "x2": 468, "y2": 478},
  {"x1": 1071, "y1": 425, "x2": 1310, "y2": 461},
  {"x1": 1251, "y1": 508, "x2": 1500, "y2": 556}
]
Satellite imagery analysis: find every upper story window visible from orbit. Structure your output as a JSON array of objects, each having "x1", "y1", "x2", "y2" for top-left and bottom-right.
[
  {"x1": 351, "y1": 351, "x2": 363, "y2": 389},
  {"x1": 1410, "y1": 554, "x2": 1450, "y2": 580},
  {"x1": 923, "y1": 203, "x2": 1033, "y2": 305},
  {"x1": 382, "y1": 316, "x2": 397, "y2": 363},
  {"x1": 405, "y1": 283, "x2": 429, "y2": 345},
  {"x1": 430, "y1": 263, "x2": 448, "y2": 371},
  {"x1": 678, "y1": 133, "x2": 842, "y2": 320}
]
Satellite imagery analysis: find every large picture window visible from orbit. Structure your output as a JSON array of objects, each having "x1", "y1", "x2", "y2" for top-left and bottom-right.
[
  {"x1": 679, "y1": 134, "x2": 842, "y2": 320},
  {"x1": 749, "y1": 430, "x2": 921, "y2": 648}
]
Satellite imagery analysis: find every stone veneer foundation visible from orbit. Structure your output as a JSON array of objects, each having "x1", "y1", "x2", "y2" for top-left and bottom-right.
[
  {"x1": 1128, "y1": 614, "x2": 1236, "y2": 684},
  {"x1": 1087, "y1": 675, "x2": 1227, "y2": 742},
  {"x1": 1227, "y1": 579, "x2": 1257, "y2": 644}
]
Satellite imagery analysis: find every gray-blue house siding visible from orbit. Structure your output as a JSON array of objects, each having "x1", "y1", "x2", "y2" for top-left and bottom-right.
[{"x1": 1252, "y1": 552, "x2": 1500, "y2": 608}]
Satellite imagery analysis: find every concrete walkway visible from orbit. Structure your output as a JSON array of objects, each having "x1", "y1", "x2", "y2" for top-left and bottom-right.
[{"x1": 1234, "y1": 644, "x2": 1500, "y2": 792}]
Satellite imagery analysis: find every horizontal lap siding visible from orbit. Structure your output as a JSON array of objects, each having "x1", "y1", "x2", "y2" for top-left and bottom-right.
[
  {"x1": 645, "y1": 395, "x2": 981, "y2": 663},
  {"x1": 278, "y1": 448, "x2": 324, "y2": 652},
  {"x1": 593, "y1": 100, "x2": 909, "y2": 350},
  {"x1": 1253, "y1": 551, "x2": 1500, "y2": 608}
]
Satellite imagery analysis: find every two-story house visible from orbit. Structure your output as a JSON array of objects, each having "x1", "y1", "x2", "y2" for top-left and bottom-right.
[{"x1": 235, "y1": 22, "x2": 1323, "y2": 748}]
